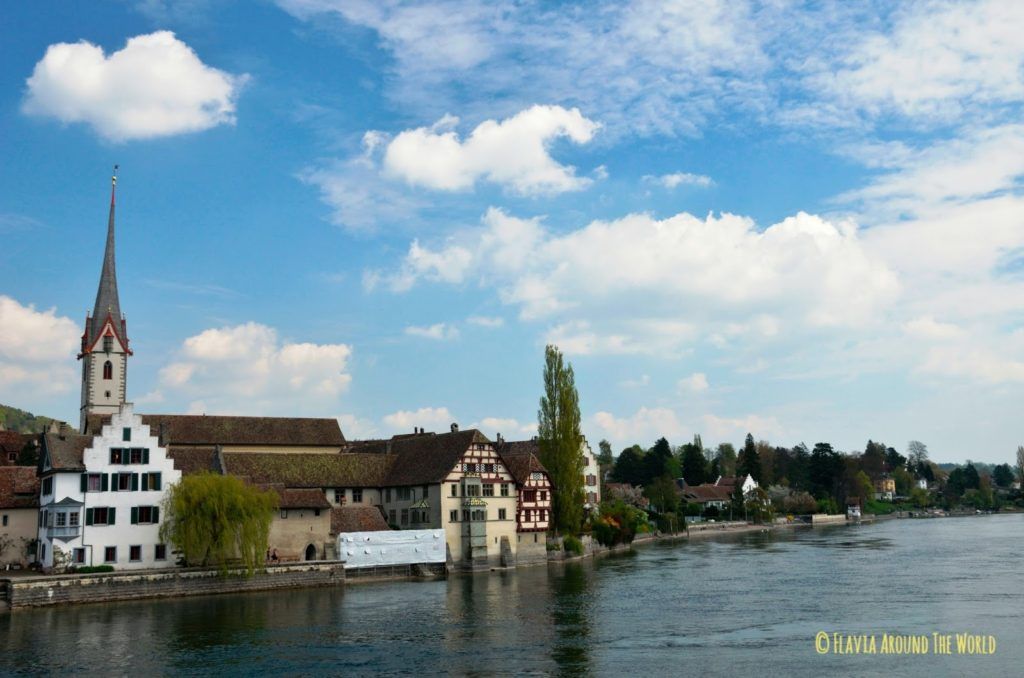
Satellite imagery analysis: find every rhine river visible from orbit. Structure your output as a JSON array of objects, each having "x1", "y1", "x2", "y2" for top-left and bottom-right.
[{"x1": 3, "y1": 514, "x2": 1023, "y2": 676}]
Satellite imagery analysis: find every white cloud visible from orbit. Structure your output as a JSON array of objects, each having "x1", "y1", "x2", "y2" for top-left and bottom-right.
[
  {"x1": 701, "y1": 413, "x2": 783, "y2": 442},
  {"x1": 467, "y1": 316, "x2": 504, "y2": 328},
  {"x1": 469, "y1": 417, "x2": 536, "y2": 439},
  {"x1": 619, "y1": 374, "x2": 650, "y2": 389},
  {"x1": 158, "y1": 322, "x2": 352, "y2": 414},
  {"x1": 678, "y1": 372, "x2": 709, "y2": 393},
  {"x1": 644, "y1": 172, "x2": 713, "y2": 189},
  {"x1": 22, "y1": 31, "x2": 245, "y2": 141},
  {"x1": 382, "y1": 406, "x2": 456, "y2": 433},
  {"x1": 0, "y1": 296, "x2": 78, "y2": 402},
  {"x1": 336, "y1": 413, "x2": 379, "y2": 439},
  {"x1": 383, "y1": 106, "x2": 600, "y2": 195},
  {"x1": 815, "y1": 0, "x2": 1024, "y2": 123},
  {"x1": 592, "y1": 407, "x2": 688, "y2": 444},
  {"x1": 404, "y1": 323, "x2": 460, "y2": 341},
  {"x1": 902, "y1": 317, "x2": 964, "y2": 342}
]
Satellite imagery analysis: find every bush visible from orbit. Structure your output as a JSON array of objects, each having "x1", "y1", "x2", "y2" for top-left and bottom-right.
[
  {"x1": 592, "y1": 500, "x2": 648, "y2": 546},
  {"x1": 563, "y1": 535, "x2": 584, "y2": 555},
  {"x1": 546, "y1": 541, "x2": 561, "y2": 552}
]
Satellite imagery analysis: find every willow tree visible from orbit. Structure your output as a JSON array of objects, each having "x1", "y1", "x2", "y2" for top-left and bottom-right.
[
  {"x1": 538, "y1": 344, "x2": 585, "y2": 535},
  {"x1": 160, "y1": 473, "x2": 278, "y2": 575}
]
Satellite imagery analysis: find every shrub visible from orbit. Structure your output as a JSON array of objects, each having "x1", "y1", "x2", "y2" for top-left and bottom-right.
[
  {"x1": 592, "y1": 500, "x2": 648, "y2": 546},
  {"x1": 563, "y1": 534, "x2": 584, "y2": 555},
  {"x1": 73, "y1": 565, "x2": 115, "y2": 574}
]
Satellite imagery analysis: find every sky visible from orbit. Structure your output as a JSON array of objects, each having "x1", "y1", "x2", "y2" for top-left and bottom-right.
[{"x1": 1, "y1": 1, "x2": 1023, "y2": 463}]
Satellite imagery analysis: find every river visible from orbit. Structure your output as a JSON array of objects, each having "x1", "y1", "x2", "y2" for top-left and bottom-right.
[{"x1": 3, "y1": 514, "x2": 1023, "y2": 676}]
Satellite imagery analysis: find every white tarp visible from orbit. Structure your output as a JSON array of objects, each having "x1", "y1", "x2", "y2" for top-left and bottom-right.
[{"x1": 337, "y1": 529, "x2": 446, "y2": 569}]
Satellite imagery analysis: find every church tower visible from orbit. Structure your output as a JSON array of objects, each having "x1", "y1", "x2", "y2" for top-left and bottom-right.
[{"x1": 79, "y1": 168, "x2": 131, "y2": 431}]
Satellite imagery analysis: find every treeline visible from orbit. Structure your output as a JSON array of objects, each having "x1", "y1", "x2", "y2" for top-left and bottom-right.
[{"x1": 599, "y1": 435, "x2": 1024, "y2": 514}]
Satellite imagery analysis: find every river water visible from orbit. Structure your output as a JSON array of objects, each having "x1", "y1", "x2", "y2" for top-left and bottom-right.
[{"x1": 3, "y1": 514, "x2": 1023, "y2": 676}]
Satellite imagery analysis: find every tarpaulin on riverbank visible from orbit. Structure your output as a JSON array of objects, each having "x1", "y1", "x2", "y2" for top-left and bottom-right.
[{"x1": 337, "y1": 529, "x2": 446, "y2": 569}]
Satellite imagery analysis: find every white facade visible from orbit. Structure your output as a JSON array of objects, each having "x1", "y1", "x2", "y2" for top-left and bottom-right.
[
  {"x1": 581, "y1": 438, "x2": 601, "y2": 510},
  {"x1": 338, "y1": 529, "x2": 446, "y2": 568},
  {"x1": 38, "y1": 403, "x2": 181, "y2": 570}
]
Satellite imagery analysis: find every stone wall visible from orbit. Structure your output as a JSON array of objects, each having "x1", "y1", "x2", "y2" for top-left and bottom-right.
[{"x1": 2, "y1": 561, "x2": 345, "y2": 609}]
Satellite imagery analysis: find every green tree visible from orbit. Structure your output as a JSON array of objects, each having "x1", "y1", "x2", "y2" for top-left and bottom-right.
[
  {"x1": 860, "y1": 440, "x2": 886, "y2": 480},
  {"x1": 716, "y1": 443, "x2": 737, "y2": 477},
  {"x1": 160, "y1": 473, "x2": 277, "y2": 575},
  {"x1": 645, "y1": 437, "x2": 678, "y2": 483},
  {"x1": 853, "y1": 470, "x2": 874, "y2": 504},
  {"x1": 737, "y1": 433, "x2": 762, "y2": 483},
  {"x1": 611, "y1": 445, "x2": 645, "y2": 486},
  {"x1": 992, "y1": 463, "x2": 1014, "y2": 488},
  {"x1": 538, "y1": 344, "x2": 586, "y2": 535},
  {"x1": 885, "y1": 447, "x2": 907, "y2": 472},
  {"x1": 1017, "y1": 446, "x2": 1024, "y2": 488},
  {"x1": 597, "y1": 439, "x2": 614, "y2": 467},
  {"x1": 643, "y1": 474, "x2": 679, "y2": 516},
  {"x1": 680, "y1": 435, "x2": 708, "y2": 486}
]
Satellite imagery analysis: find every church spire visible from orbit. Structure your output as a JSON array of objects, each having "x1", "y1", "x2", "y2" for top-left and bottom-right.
[{"x1": 89, "y1": 165, "x2": 123, "y2": 345}]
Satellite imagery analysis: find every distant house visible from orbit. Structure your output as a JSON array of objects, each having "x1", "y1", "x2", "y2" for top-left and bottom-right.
[
  {"x1": 715, "y1": 474, "x2": 758, "y2": 495},
  {"x1": 681, "y1": 484, "x2": 731, "y2": 510},
  {"x1": 580, "y1": 437, "x2": 602, "y2": 511},
  {"x1": 496, "y1": 439, "x2": 552, "y2": 563},
  {"x1": 915, "y1": 478, "x2": 928, "y2": 490},
  {"x1": 0, "y1": 465, "x2": 39, "y2": 566},
  {"x1": 0, "y1": 430, "x2": 32, "y2": 466},
  {"x1": 875, "y1": 476, "x2": 896, "y2": 501}
]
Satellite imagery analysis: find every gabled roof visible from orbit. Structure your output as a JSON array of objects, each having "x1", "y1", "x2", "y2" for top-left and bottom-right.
[
  {"x1": 87, "y1": 413, "x2": 346, "y2": 447},
  {"x1": 331, "y1": 506, "x2": 389, "y2": 534},
  {"x1": 0, "y1": 466, "x2": 39, "y2": 509},
  {"x1": 41, "y1": 432, "x2": 91, "y2": 472},
  {"x1": 221, "y1": 452, "x2": 393, "y2": 488},
  {"x1": 496, "y1": 440, "x2": 550, "y2": 486},
  {"x1": 258, "y1": 484, "x2": 331, "y2": 509},
  {"x1": 0, "y1": 430, "x2": 31, "y2": 456},
  {"x1": 167, "y1": 446, "x2": 220, "y2": 476},
  {"x1": 682, "y1": 484, "x2": 732, "y2": 503},
  {"x1": 383, "y1": 429, "x2": 491, "y2": 486}
]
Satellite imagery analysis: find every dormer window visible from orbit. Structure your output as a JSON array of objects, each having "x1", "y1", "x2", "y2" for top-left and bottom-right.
[{"x1": 103, "y1": 360, "x2": 113, "y2": 380}]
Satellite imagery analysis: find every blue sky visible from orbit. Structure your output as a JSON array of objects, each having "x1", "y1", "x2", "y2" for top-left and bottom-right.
[{"x1": 2, "y1": 1, "x2": 1023, "y2": 463}]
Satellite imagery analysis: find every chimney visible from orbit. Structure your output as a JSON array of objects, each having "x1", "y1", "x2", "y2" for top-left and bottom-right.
[
  {"x1": 496, "y1": 433, "x2": 504, "y2": 444},
  {"x1": 450, "y1": 422, "x2": 459, "y2": 433}
]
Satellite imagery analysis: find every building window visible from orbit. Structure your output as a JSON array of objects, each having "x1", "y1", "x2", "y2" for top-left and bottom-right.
[
  {"x1": 352, "y1": 488, "x2": 363, "y2": 503},
  {"x1": 280, "y1": 510, "x2": 288, "y2": 519},
  {"x1": 462, "y1": 510, "x2": 470, "y2": 521},
  {"x1": 103, "y1": 360, "x2": 113, "y2": 380},
  {"x1": 105, "y1": 390, "x2": 111, "y2": 398},
  {"x1": 85, "y1": 473, "x2": 103, "y2": 492},
  {"x1": 465, "y1": 484, "x2": 480, "y2": 497},
  {"x1": 397, "y1": 487, "x2": 412, "y2": 501},
  {"x1": 141, "y1": 472, "x2": 162, "y2": 491},
  {"x1": 42, "y1": 477, "x2": 53, "y2": 495},
  {"x1": 69, "y1": 512, "x2": 80, "y2": 527},
  {"x1": 116, "y1": 473, "x2": 134, "y2": 491},
  {"x1": 87, "y1": 507, "x2": 115, "y2": 526},
  {"x1": 385, "y1": 488, "x2": 391, "y2": 503},
  {"x1": 482, "y1": 483, "x2": 494, "y2": 497},
  {"x1": 388, "y1": 510, "x2": 396, "y2": 524},
  {"x1": 500, "y1": 483, "x2": 509, "y2": 497},
  {"x1": 133, "y1": 506, "x2": 159, "y2": 524},
  {"x1": 498, "y1": 508, "x2": 507, "y2": 520},
  {"x1": 56, "y1": 512, "x2": 67, "y2": 527},
  {"x1": 334, "y1": 488, "x2": 345, "y2": 504},
  {"x1": 129, "y1": 546, "x2": 142, "y2": 562},
  {"x1": 401, "y1": 509, "x2": 409, "y2": 525},
  {"x1": 104, "y1": 546, "x2": 116, "y2": 563},
  {"x1": 7, "y1": 452, "x2": 15, "y2": 462},
  {"x1": 471, "y1": 509, "x2": 486, "y2": 521},
  {"x1": 74, "y1": 548, "x2": 85, "y2": 564},
  {"x1": 155, "y1": 544, "x2": 167, "y2": 561},
  {"x1": 540, "y1": 509, "x2": 547, "y2": 522},
  {"x1": 129, "y1": 448, "x2": 145, "y2": 464},
  {"x1": 525, "y1": 509, "x2": 532, "y2": 522},
  {"x1": 450, "y1": 484, "x2": 458, "y2": 497},
  {"x1": 103, "y1": 336, "x2": 113, "y2": 353},
  {"x1": 540, "y1": 491, "x2": 547, "y2": 501},
  {"x1": 449, "y1": 510, "x2": 458, "y2": 522},
  {"x1": 122, "y1": 427, "x2": 131, "y2": 442},
  {"x1": 2, "y1": 515, "x2": 7, "y2": 527},
  {"x1": 110, "y1": 448, "x2": 125, "y2": 464},
  {"x1": 523, "y1": 490, "x2": 536, "y2": 502}
]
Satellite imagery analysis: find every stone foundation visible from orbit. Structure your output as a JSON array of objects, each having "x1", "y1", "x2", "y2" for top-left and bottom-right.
[{"x1": 2, "y1": 561, "x2": 345, "y2": 610}]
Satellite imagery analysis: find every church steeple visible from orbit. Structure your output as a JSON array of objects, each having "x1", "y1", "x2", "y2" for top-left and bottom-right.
[
  {"x1": 88, "y1": 166, "x2": 124, "y2": 347},
  {"x1": 80, "y1": 167, "x2": 131, "y2": 432}
]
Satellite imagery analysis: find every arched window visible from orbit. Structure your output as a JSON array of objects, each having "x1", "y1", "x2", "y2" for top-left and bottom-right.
[{"x1": 103, "y1": 360, "x2": 113, "y2": 380}]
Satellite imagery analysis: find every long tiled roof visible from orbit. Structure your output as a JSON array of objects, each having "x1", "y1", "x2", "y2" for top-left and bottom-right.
[
  {"x1": 0, "y1": 430, "x2": 31, "y2": 456},
  {"x1": 258, "y1": 485, "x2": 331, "y2": 509},
  {"x1": 0, "y1": 466, "x2": 39, "y2": 509},
  {"x1": 496, "y1": 441, "x2": 550, "y2": 486},
  {"x1": 331, "y1": 506, "x2": 389, "y2": 533},
  {"x1": 87, "y1": 413, "x2": 345, "y2": 447},
  {"x1": 167, "y1": 446, "x2": 221, "y2": 476},
  {"x1": 682, "y1": 485, "x2": 732, "y2": 503},
  {"x1": 41, "y1": 432, "x2": 91, "y2": 472},
  {"x1": 221, "y1": 452, "x2": 393, "y2": 488}
]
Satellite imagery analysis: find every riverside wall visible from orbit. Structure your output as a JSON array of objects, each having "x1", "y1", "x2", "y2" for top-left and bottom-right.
[{"x1": 1, "y1": 561, "x2": 345, "y2": 610}]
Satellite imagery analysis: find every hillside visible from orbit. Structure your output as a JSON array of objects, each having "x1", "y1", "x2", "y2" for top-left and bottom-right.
[{"x1": 0, "y1": 403, "x2": 58, "y2": 433}]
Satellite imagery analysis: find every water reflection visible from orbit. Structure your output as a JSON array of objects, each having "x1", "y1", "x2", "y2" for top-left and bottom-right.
[{"x1": 549, "y1": 563, "x2": 592, "y2": 675}]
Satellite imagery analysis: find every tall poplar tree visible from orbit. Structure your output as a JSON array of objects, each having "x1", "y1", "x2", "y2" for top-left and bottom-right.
[{"x1": 538, "y1": 344, "x2": 585, "y2": 535}]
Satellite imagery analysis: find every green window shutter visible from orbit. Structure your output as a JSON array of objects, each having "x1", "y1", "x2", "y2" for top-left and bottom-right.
[
  {"x1": 153, "y1": 506, "x2": 160, "y2": 523},
  {"x1": 80, "y1": 474, "x2": 88, "y2": 493},
  {"x1": 109, "y1": 449, "x2": 115, "y2": 464},
  {"x1": 131, "y1": 507, "x2": 138, "y2": 524},
  {"x1": 141, "y1": 474, "x2": 148, "y2": 491},
  {"x1": 85, "y1": 508, "x2": 94, "y2": 526},
  {"x1": 108, "y1": 507, "x2": 116, "y2": 525},
  {"x1": 143, "y1": 449, "x2": 150, "y2": 464},
  {"x1": 131, "y1": 473, "x2": 139, "y2": 491},
  {"x1": 102, "y1": 474, "x2": 109, "y2": 492},
  {"x1": 109, "y1": 474, "x2": 117, "y2": 492},
  {"x1": 154, "y1": 473, "x2": 162, "y2": 491}
]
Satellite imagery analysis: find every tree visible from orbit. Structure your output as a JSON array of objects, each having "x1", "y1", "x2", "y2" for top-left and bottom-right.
[
  {"x1": 643, "y1": 474, "x2": 679, "y2": 516},
  {"x1": 680, "y1": 435, "x2": 708, "y2": 486},
  {"x1": 645, "y1": 437, "x2": 678, "y2": 483},
  {"x1": 860, "y1": 440, "x2": 886, "y2": 480},
  {"x1": 160, "y1": 473, "x2": 277, "y2": 574},
  {"x1": 1017, "y1": 446, "x2": 1024, "y2": 488},
  {"x1": 756, "y1": 441, "x2": 776, "y2": 486},
  {"x1": 537, "y1": 344, "x2": 586, "y2": 534},
  {"x1": 737, "y1": 433, "x2": 762, "y2": 483},
  {"x1": 853, "y1": 471, "x2": 874, "y2": 504},
  {"x1": 992, "y1": 463, "x2": 1014, "y2": 488},
  {"x1": 885, "y1": 447, "x2": 907, "y2": 472},
  {"x1": 596, "y1": 439, "x2": 614, "y2": 467},
  {"x1": 611, "y1": 445, "x2": 645, "y2": 486},
  {"x1": 716, "y1": 443, "x2": 737, "y2": 477},
  {"x1": 730, "y1": 481, "x2": 746, "y2": 521},
  {"x1": 783, "y1": 491, "x2": 818, "y2": 514},
  {"x1": 907, "y1": 440, "x2": 929, "y2": 473},
  {"x1": 808, "y1": 443, "x2": 843, "y2": 502}
]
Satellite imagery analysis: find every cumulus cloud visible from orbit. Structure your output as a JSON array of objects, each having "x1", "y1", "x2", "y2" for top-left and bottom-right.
[
  {"x1": 466, "y1": 315, "x2": 504, "y2": 328},
  {"x1": 469, "y1": 417, "x2": 536, "y2": 439},
  {"x1": 592, "y1": 407, "x2": 688, "y2": 444},
  {"x1": 22, "y1": 31, "x2": 246, "y2": 141},
  {"x1": 644, "y1": 172, "x2": 713, "y2": 189},
  {"x1": 336, "y1": 413, "x2": 380, "y2": 439},
  {"x1": 702, "y1": 413, "x2": 783, "y2": 441},
  {"x1": 0, "y1": 296, "x2": 79, "y2": 401},
  {"x1": 404, "y1": 323, "x2": 460, "y2": 341},
  {"x1": 375, "y1": 207, "x2": 899, "y2": 354},
  {"x1": 158, "y1": 322, "x2": 352, "y2": 414},
  {"x1": 678, "y1": 372, "x2": 709, "y2": 393},
  {"x1": 382, "y1": 106, "x2": 599, "y2": 194},
  {"x1": 382, "y1": 406, "x2": 456, "y2": 433}
]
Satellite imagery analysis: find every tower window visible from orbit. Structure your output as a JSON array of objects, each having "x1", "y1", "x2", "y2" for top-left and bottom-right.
[
  {"x1": 103, "y1": 336, "x2": 113, "y2": 353},
  {"x1": 103, "y1": 360, "x2": 113, "y2": 380}
]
